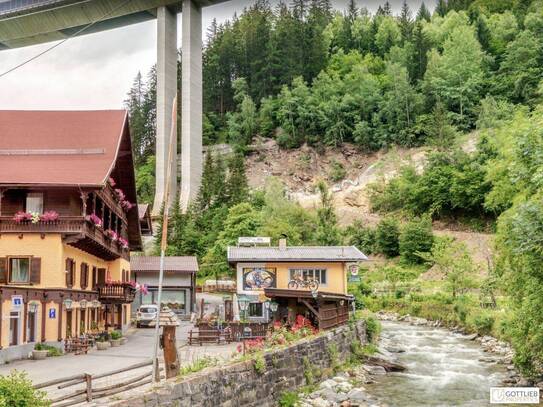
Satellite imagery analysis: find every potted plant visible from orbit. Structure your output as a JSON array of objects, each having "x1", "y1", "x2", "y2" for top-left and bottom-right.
[
  {"x1": 110, "y1": 330, "x2": 122, "y2": 347},
  {"x1": 32, "y1": 343, "x2": 49, "y2": 360},
  {"x1": 119, "y1": 332, "x2": 127, "y2": 345},
  {"x1": 96, "y1": 334, "x2": 110, "y2": 350}
]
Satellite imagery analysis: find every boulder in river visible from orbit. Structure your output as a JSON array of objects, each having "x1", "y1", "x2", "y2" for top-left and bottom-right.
[{"x1": 365, "y1": 356, "x2": 408, "y2": 372}]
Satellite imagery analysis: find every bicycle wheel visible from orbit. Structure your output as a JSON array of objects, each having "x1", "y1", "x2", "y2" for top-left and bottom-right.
[
  {"x1": 288, "y1": 280, "x2": 298, "y2": 289},
  {"x1": 308, "y1": 280, "x2": 319, "y2": 291}
]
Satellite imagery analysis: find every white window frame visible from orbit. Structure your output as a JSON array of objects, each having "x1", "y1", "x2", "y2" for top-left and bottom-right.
[
  {"x1": 26, "y1": 192, "x2": 44, "y2": 214},
  {"x1": 289, "y1": 268, "x2": 328, "y2": 286},
  {"x1": 248, "y1": 302, "x2": 264, "y2": 318}
]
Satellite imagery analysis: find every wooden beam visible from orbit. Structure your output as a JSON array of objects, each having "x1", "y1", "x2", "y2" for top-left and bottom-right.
[{"x1": 300, "y1": 299, "x2": 320, "y2": 319}]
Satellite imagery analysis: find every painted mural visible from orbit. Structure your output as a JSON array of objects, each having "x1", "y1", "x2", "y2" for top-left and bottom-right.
[{"x1": 242, "y1": 267, "x2": 276, "y2": 291}]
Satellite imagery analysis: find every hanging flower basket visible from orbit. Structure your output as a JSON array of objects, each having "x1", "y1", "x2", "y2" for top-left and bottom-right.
[
  {"x1": 86, "y1": 213, "x2": 103, "y2": 228},
  {"x1": 13, "y1": 211, "x2": 33, "y2": 223},
  {"x1": 118, "y1": 237, "x2": 129, "y2": 250},
  {"x1": 105, "y1": 229, "x2": 118, "y2": 241},
  {"x1": 40, "y1": 210, "x2": 59, "y2": 222}
]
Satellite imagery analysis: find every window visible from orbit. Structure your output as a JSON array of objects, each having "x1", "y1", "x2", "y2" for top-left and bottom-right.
[
  {"x1": 26, "y1": 192, "x2": 43, "y2": 214},
  {"x1": 9, "y1": 258, "x2": 30, "y2": 283},
  {"x1": 248, "y1": 302, "x2": 263, "y2": 318},
  {"x1": 289, "y1": 268, "x2": 327, "y2": 285}
]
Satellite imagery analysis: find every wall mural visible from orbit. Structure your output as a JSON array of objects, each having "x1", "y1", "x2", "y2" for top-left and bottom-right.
[{"x1": 242, "y1": 267, "x2": 276, "y2": 291}]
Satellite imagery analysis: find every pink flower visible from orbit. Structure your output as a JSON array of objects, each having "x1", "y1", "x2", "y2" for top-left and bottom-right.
[
  {"x1": 121, "y1": 200, "x2": 134, "y2": 211},
  {"x1": 115, "y1": 188, "x2": 126, "y2": 202},
  {"x1": 87, "y1": 213, "x2": 103, "y2": 227},
  {"x1": 13, "y1": 211, "x2": 32, "y2": 223},
  {"x1": 40, "y1": 210, "x2": 59, "y2": 222},
  {"x1": 108, "y1": 177, "x2": 116, "y2": 187},
  {"x1": 118, "y1": 237, "x2": 129, "y2": 249},
  {"x1": 106, "y1": 229, "x2": 118, "y2": 241}
]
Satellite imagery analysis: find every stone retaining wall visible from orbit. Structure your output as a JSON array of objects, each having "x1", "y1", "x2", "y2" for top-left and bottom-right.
[{"x1": 114, "y1": 320, "x2": 367, "y2": 407}]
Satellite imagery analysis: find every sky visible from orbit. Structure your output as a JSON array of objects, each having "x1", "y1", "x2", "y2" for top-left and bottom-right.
[{"x1": 0, "y1": 0, "x2": 425, "y2": 110}]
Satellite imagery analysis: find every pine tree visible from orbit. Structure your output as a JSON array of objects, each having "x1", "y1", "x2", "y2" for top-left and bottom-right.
[
  {"x1": 225, "y1": 153, "x2": 249, "y2": 205},
  {"x1": 399, "y1": 1, "x2": 413, "y2": 42},
  {"x1": 435, "y1": 0, "x2": 448, "y2": 17},
  {"x1": 416, "y1": 2, "x2": 431, "y2": 21},
  {"x1": 382, "y1": 1, "x2": 392, "y2": 16}
]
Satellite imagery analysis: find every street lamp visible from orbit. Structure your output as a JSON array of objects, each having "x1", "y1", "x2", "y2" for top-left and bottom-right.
[
  {"x1": 28, "y1": 301, "x2": 39, "y2": 313},
  {"x1": 63, "y1": 298, "x2": 73, "y2": 309},
  {"x1": 238, "y1": 297, "x2": 250, "y2": 321},
  {"x1": 270, "y1": 302, "x2": 279, "y2": 313},
  {"x1": 80, "y1": 299, "x2": 87, "y2": 309},
  {"x1": 92, "y1": 300, "x2": 101, "y2": 308}
]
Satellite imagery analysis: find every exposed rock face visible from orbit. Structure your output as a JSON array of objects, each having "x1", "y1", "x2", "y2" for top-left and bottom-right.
[{"x1": 112, "y1": 320, "x2": 368, "y2": 407}]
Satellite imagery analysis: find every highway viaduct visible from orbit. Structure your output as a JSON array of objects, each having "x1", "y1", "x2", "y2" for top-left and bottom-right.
[{"x1": 0, "y1": 0, "x2": 226, "y2": 214}]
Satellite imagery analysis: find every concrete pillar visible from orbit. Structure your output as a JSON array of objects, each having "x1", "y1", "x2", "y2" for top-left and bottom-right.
[
  {"x1": 179, "y1": 0, "x2": 203, "y2": 211},
  {"x1": 152, "y1": 6, "x2": 178, "y2": 216}
]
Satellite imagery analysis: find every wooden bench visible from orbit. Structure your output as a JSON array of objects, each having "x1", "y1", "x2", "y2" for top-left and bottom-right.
[{"x1": 188, "y1": 329, "x2": 232, "y2": 346}]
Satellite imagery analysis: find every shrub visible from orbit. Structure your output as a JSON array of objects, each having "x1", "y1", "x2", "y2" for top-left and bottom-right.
[
  {"x1": 110, "y1": 330, "x2": 122, "y2": 340},
  {"x1": 0, "y1": 371, "x2": 50, "y2": 406},
  {"x1": 471, "y1": 312, "x2": 495, "y2": 335},
  {"x1": 329, "y1": 160, "x2": 347, "y2": 182},
  {"x1": 346, "y1": 221, "x2": 376, "y2": 255},
  {"x1": 375, "y1": 216, "x2": 400, "y2": 257},
  {"x1": 278, "y1": 391, "x2": 300, "y2": 407},
  {"x1": 363, "y1": 315, "x2": 381, "y2": 343},
  {"x1": 179, "y1": 357, "x2": 218, "y2": 377},
  {"x1": 399, "y1": 216, "x2": 434, "y2": 264},
  {"x1": 253, "y1": 354, "x2": 266, "y2": 375}
]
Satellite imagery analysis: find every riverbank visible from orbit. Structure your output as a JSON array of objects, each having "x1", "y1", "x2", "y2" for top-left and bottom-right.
[{"x1": 295, "y1": 316, "x2": 543, "y2": 407}]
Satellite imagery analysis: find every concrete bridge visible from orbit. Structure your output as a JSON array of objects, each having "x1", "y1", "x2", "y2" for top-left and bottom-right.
[{"x1": 0, "y1": 0, "x2": 225, "y2": 213}]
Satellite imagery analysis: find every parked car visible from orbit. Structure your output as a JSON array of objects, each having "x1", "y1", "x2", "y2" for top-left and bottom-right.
[{"x1": 136, "y1": 304, "x2": 159, "y2": 328}]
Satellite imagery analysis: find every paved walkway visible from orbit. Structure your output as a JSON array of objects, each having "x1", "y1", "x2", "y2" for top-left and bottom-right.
[{"x1": 0, "y1": 322, "x2": 237, "y2": 405}]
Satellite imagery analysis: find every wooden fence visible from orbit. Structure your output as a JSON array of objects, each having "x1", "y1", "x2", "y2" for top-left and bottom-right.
[{"x1": 34, "y1": 360, "x2": 162, "y2": 407}]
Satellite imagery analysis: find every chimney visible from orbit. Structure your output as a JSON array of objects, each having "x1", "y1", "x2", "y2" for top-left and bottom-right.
[{"x1": 279, "y1": 238, "x2": 287, "y2": 251}]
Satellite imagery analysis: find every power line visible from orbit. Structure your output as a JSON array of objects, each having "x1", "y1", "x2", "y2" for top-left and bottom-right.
[{"x1": 0, "y1": 0, "x2": 133, "y2": 79}]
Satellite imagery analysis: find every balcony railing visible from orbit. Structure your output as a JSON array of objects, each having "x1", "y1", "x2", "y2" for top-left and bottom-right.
[
  {"x1": 96, "y1": 283, "x2": 136, "y2": 304},
  {"x1": 0, "y1": 216, "x2": 128, "y2": 261}
]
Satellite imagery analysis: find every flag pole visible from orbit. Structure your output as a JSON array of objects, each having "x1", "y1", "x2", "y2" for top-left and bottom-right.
[{"x1": 152, "y1": 94, "x2": 177, "y2": 383}]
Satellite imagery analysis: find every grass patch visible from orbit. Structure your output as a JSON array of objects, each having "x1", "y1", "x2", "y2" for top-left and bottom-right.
[{"x1": 178, "y1": 356, "x2": 218, "y2": 377}]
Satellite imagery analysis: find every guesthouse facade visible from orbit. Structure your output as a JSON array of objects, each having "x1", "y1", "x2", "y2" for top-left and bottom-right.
[
  {"x1": 0, "y1": 110, "x2": 142, "y2": 362},
  {"x1": 227, "y1": 239, "x2": 367, "y2": 330}
]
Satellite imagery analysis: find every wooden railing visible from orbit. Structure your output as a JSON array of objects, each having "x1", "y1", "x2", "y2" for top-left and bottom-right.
[
  {"x1": 0, "y1": 216, "x2": 85, "y2": 233},
  {"x1": 96, "y1": 283, "x2": 136, "y2": 304}
]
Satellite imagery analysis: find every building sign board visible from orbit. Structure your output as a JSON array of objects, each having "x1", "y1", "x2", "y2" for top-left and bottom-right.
[
  {"x1": 238, "y1": 237, "x2": 271, "y2": 246},
  {"x1": 242, "y1": 267, "x2": 276, "y2": 291},
  {"x1": 11, "y1": 295, "x2": 23, "y2": 311},
  {"x1": 49, "y1": 308, "x2": 56, "y2": 319}
]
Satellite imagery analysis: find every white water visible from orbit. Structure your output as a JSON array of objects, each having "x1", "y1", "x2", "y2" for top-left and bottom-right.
[{"x1": 365, "y1": 321, "x2": 511, "y2": 407}]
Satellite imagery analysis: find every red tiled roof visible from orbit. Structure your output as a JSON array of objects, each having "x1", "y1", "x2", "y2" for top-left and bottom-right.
[
  {"x1": 0, "y1": 110, "x2": 128, "y2": 186},
  {"x1": 131, "y1": 256, "x2": 199, "y2": 273}
]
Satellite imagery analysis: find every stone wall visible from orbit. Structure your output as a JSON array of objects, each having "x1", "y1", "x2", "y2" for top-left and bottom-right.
[{"x1": 114, "y1": 320, "x2": 367, "y2": 407}]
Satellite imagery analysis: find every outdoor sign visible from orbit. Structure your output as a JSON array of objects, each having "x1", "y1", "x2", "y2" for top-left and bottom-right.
[
  {"x1": 348, "y1": 263, "x2": 359, "y2": 276},
  {"x1": 242, "y1": 267, "x2": 276, "y2": 291},
  {"x1": 348, "y1": 275, "x2": 361, "y2": 283},
  {"x1": 11, "y1": 295, "x2": 23, "y2": 311},
  {"x1": 49, "y1": 308, "x2": 56, "y2": 319},
  {"x1": 238, "y1": 236, "x2": 271, "y2": 246}
]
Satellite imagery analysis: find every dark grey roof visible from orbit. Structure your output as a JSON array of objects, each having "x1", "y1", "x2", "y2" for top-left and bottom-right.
[
  {"x1": 131, "y1": 256, "x2": 198, "y2": 273},
  {"x1": 227, "y1": 246, "x2": 367, "y2": 263}
]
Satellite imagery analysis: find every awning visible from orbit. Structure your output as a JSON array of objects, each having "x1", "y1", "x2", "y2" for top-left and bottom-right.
[{"x1": 263, "y1": 288, "x2": 354, "y2": 302}]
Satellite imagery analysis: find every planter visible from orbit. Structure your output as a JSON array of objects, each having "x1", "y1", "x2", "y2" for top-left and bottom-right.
[
  {"x1": 110, "y1": 339, "x2": 121, "y2": 347},
  {"x1": 120, "y1": 337, "x2": 127, "y2": 345},
  {"x1": 32, "y1": 350, "x2": 49, "y2": 360},
  {"x1": 96, "y1": 341, "x2": 110, "y2": 350}
]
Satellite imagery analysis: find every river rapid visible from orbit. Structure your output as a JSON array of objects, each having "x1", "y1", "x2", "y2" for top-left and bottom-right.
[{"x1": 365, "y1": 321, "x2": 511, "y2": 407}]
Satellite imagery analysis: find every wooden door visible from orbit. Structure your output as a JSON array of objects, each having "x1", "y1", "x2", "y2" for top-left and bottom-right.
[
  {"x1": 9, "y1": 313, "x2": 19, "y2": 345},
  {"x1": 28, "y1": 312, "x2": 36, "y2": 342}
]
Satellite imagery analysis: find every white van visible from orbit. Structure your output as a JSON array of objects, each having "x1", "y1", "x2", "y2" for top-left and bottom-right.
[{"x1": 136, "y1": 304, "x2": 159, "y2": 328}]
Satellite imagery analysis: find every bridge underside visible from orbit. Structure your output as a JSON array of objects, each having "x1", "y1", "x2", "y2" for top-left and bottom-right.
[{"x1": 0, "y1": 0, "x2": 218, "y2": 49}]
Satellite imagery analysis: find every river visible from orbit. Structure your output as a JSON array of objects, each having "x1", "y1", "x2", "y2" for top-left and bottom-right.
[{"x1": 365, "y1": 321, "x2": 511, "y2": 407}]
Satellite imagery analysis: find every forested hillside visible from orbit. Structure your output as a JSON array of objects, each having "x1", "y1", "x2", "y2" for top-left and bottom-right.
[{"x1": 126, "y1": 0, "x2": 543, "y2": 378}]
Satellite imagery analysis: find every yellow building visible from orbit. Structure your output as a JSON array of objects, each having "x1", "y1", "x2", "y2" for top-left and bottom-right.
[
  {"x1": 227, "y1": 238, "x2": 367, "y2": 330},
  {"x1": 0, "y1": 110, "x2": 142, "y2": 362}
]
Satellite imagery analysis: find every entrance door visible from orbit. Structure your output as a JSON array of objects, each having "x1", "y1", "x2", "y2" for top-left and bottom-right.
[
  {"x1": 66, "y1": 310, "x2": 73, "y2": 338},
  {"x1": 27, "y1": 311, "x2": 36, "y2": 342},
  {"x1": 9, "y1": 312, "x2": 19, "y2": 346},
  {"x1": 80, "y1": 309, "x2": 86, "y2": 334}
]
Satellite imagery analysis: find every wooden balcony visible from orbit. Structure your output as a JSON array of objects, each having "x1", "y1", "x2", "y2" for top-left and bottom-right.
[
  {"x1": 0, "y1": 216, "x2": 128, "y2": 261},
  {"x1": 96, "y1": 283, "x2": 136, "y2": 304}
]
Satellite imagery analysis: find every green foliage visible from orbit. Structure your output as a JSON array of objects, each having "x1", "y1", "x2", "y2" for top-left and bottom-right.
[
  {"x1": 329, "y1": 160, "x2": 347, "y2": 182},
  {"x1": 399, "y1": 216, "x2": 434, "y2": 264},
  {"x1": 110, "y1": 330, "x2": 122, "y2": 340},
  {"x1": 346, "y1": 220, "x2": 376, "y2": 255},
  {"x1": 419, "y1": 237, "x2": 479, "y2": 298},
  {"x1": 470, "y1": 312, "x2": 495, "y2": 335},
  {"x1": 315, "y1": 181, "x2": 340, "y2": 245},
  {"x1": 278, "y1": 391, "x2": 300, "y2": 407},
  {"x1": 326, "y1": 343, "x2": 340, "y2": 372},
  {"x1": 135, "y1": 155, "x2": 155, "y2": 205},
  {"x1": 179, "y1": 357, "x2": 218, "y2": 377},
  {"x1": 375, "y1": 216, "x2": 400, "y2": 257},
  {"x1": 0, "y1": 371, "x2": 50, "y2": 407},
  {"x1": 362, "y1": 314, "x2": 381, "y2": 343},
  {"x1": 253, "y1": 354, "x2": 266, "y2": 375}
]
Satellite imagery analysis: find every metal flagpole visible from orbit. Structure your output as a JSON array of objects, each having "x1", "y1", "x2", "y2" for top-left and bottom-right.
[{"x1": 152, "y1": 94, "x2": 177, "y2": 383}]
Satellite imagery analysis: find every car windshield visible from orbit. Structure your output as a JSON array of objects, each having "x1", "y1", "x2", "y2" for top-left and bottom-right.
[{"x1": 139, "y1": 307, "x2": 157, "y2": 313}]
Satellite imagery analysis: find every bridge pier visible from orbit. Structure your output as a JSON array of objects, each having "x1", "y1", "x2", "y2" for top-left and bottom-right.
[
  {"x1": 153, "y1": 0, "x2": 202, "y2": 216},
  {"x1": 153, "y1": 5, "x2": 178, "y2": 215}
]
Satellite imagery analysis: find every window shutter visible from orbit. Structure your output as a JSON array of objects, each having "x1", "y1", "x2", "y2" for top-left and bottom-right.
[
  {"x1": 80, "y1": 263, "x2": 88, "y2": 289},
  {"x1": 92, "y1": 267, "x2": 97, "y2": 289},
  {"x1": 0, "y1": 258, "x2": 7, "y2": 284},
  {"x1": 71, "y1": 261, "x2": 76, "y2": 288},
  {"x1": 97, "y1": 268, "x2": 106, "y2": 285},
  {"x1": 30, "y1": 257, "x2": 41, "y2": 284},
  {"x1": 66, "y1": 258, "x2": 73, "y2": 288}
]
